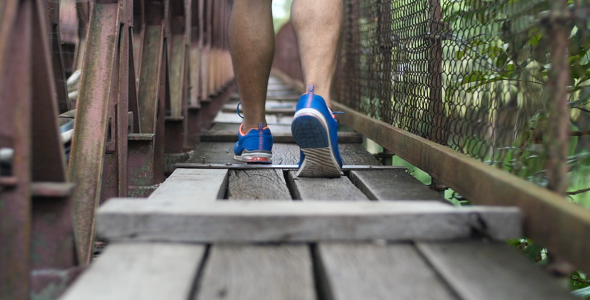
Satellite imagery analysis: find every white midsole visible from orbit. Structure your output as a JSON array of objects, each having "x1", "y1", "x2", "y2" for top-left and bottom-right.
[{"x1": 293, "y1": 108, "x2": 340, "y2": 170}]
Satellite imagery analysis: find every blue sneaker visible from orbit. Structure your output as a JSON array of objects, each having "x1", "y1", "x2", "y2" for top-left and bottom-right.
[
  {"x1": 234, "y1": 121, "x2": 273, "y2": 163},
  {"x1": 291, "y1": 85, "x2": 343, "y2": 177}
]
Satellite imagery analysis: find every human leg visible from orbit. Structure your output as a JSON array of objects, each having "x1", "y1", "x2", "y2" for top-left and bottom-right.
[
  {"x1": 229, "y1": 0, "x2": 274, "y2": 130},
  {"x1": 290, "y1": 0, "x2": 344, "y2": 177},
  {"x1": 291, "y1": 0, "x2": 343, "y2": 107},
  {"x1": 229, "y1": 0, "x2": 275, "y2": 163}
]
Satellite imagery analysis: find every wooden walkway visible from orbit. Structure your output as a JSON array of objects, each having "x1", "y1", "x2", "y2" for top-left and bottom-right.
[{"x1": 59, "y1": 76, "x2": 576, "y2": 300}]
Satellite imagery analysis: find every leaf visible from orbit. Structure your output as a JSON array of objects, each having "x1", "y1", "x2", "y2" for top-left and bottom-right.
[
  {"x1": 581, "y1": 49, "x2": 590, "y2": 66},
  {"x1": 460, "y1": 71, "x2": 488, "y2": 84},
  {"x1": 456, "y1": 51, "x2": 466, "y2": 60},
  {"x1": 572, "y1": 286, "x2": 590, "y2": 299},
  {"x1": 523, "y1": 242, "x2": 544, "y2": 262}
]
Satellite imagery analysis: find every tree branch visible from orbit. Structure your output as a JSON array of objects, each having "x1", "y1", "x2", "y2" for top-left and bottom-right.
[
  {"x1": 567, "y1": 187, "x2": 590, "y2": 195},
  {"x1": 570, "y1": 130, "x2": 590, "y2": 136},
  {"x1": 571, "y1": 274, "x2": 590, "y2": 285}
]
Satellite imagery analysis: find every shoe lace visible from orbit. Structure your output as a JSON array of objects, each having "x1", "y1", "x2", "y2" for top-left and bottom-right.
[{"x1": 236, "y1": 102, "x2": 244, "y2": 119}]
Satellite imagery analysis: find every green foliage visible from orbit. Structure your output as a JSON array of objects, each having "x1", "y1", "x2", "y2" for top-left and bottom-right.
[{"x1": 440, "y1": 0, "x2": 590, "y2": 295}]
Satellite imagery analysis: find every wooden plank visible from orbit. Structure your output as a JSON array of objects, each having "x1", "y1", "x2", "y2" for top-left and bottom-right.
[
  {"x1": 201, "y1": 123, "x2": 363, "y2": 143},
  {"x1": 96, "y1": 200, "x2": 521, "y2": 242},
  {"x1": 195, "y1": 245, "x2": 315, "y2": 300},
  {"x1": 270, "y1": 143, "x2": 380, "y2": 166},
  {"x1": 270, "y1": 143, "x2": 300, "y2": 165},
  {"x1": 340, "y1": 144, "x2": 380, "y2": 165},
  {"x1": 334, "y1": 100, "x2": 590, "y2": 273},
  {"x1": 227, "y1": 169, "x2": 291, "y2": 200},
  {"x1": 222, "y1": 102, "x2": 296, "y2": 114},
  {"x1": 148, "y1": 169, "x2": 228, "y2": 202},
  {"x1": 187, "y1": 143, "x2": 373, "y2": 165},
  {"x1": 59, "y1": 243, "x2": 205, "y2": 300},
  {"x1": 213, "y1": 112, "x2": 293, "y2": 125},
  {"x1": 416, "y1": 241, "x2": 578, "y2": 300},
  {"x1": 316, "y1": 243, "x2": 458, "y2": 300},
  {"x1": 288, "y1": 171, "x2": 368, "y2": 201},
  {"x1": 188, "y1": 142, "x2": 236, "y2": 164},
  {"x1": 350, "y1": 170, "x2": 444, "y2": 201}
]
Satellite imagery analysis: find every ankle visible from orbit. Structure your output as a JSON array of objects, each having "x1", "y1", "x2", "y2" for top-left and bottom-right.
[{"x1": 242, "y1": 121, "x2": 268, "y2": 133}]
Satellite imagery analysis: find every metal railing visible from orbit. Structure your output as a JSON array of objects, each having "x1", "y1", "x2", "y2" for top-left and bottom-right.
[
  {"x1": 335, "y1": 0, "x2": 590, "y2": 197},
  {"x1": 0, "y1": 0, "x2": 233, "y2": 298},
  {"x1": 332, "y1": 0, "x2": 590, "y2": 275}
]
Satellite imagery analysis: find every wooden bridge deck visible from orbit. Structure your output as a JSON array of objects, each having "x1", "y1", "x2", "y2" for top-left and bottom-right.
[{"x1": 59, "y1": 77, "x2": 576, "y2": 300}]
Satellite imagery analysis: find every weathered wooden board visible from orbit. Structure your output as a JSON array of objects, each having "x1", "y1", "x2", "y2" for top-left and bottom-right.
[
  {"x1": 213, "y1": 112, "x2": 294, "y2": 125},
  {"x1": 288, "y1": 171, "x2": 368, "y2": 201},
  {"x1": 227, "y1": 169, "x2": 291, "y2": 200},
  {"x1": 186, "y1": 143, "x2": 374, "y2": 165},
  {"x1": 416, "y1": 241, "x2": 578, "y2": 300},
  {"x1": 148, "y1": 169, "x2": 227, "y2": 201},
  {"x1": 222, "y1": 102, "x2": 296, "y2": 115},
  {"x1": 340, "y1": 144, "x2": 380, "y2": 165},
  {"x1": 270, "y1": 143, "x2": 301, "y2": 165},
  {"x1": 96, "y1": 200, "x2": 521, "y2": 242},
  {"x1": 269, "y1": 143, "x2": 380, "y2": 166},
  {"x1": 316, "y1": 243, "x2": 458, "y2": 300},
  {"x1": 188, "y1": 142, "x2": 237, "y2": 164},
  {"x1": 59, "y1": 243, "x2": 205, "y2": 300},
  {"x1": 201, "y1": 123, "x2": 363, "y2": 144},
  {"x1": 350, "y1": 170, "x2": 444, "y2": 201},
  {"x1": 195, "y1": 245, "x2": 315, "y2": 300}
]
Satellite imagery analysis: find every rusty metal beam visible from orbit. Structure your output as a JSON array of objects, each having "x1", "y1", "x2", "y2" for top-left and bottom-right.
[
  {"x1": 333, "y1": 100, "x2": 590, "y2": 274},
  {"x1": 0, "y1": 2, "x2": 33, "y2": 298},
  {"x1": 30, "y1": 0, "x2": 76, "y2": 282},
  {"x1": 546, "y1": 0, "x2": 571, "y2": 196},
  {"x1": 68, "y1": 1, "x2": 120, "y2": 265},
  {"x1": 47, "y1": 0, "x2": 70, "y2": 113}
]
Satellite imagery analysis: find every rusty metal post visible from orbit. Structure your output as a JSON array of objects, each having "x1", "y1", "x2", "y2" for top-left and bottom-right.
[
  {"x1": 30, "y1": 0, "x2": 79, "y2": 296},
  {"x1": 427, "y1": 0, "x2": 446, "y2": 144},
  {"x1": 46, "y1": 0, "x2": 70, "y2": 113},
  {"x1": 546, "y1": 0, "x2": 571, "y2": 195},
  {"x1": 68, "y1": 0, "x2": 120, "y2": 265},
  {"x1": 200, "y1": 0, "x2": 211, "y2": 101},
  {"x1": 376, "y1": 0, "x2": 392, "y2": 123},
  {"x1": 0, "y1": 2, "x2": 33, "y2": 298},
  {"x1": 129, "y1": 0, "x2": 169, "y2": 194},
  {"x1": 2, "y1": 0, "x2": 78, "y2": 298},
  {"x1": 185, "y1": 0, "x2": 203, "y2": 149},
  {"x1": 165, "y1": 0, "x2": 189, "y2": 165}
]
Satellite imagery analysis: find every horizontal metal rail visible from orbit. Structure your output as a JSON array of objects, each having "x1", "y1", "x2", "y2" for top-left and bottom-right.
[{"x1": 176, "y1": 163, "x2": 407, "y2": 171}]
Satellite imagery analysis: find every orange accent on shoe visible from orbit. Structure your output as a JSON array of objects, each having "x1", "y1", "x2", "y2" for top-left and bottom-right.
[
  {"x1": 240, "y1": 124, "x2": 270, "y2": 135},
  {"x1": 245, "y1": 157, "x2": 270, "y2": 163}
]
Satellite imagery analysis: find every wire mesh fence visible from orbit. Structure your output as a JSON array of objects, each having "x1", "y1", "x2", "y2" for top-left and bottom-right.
[{"x1": 335, "y1": 0, "x2": 590, "y2": 202}]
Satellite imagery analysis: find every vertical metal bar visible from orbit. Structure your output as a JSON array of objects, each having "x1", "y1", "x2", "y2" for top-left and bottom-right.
[
  {"x1": 100, "y1": 20, "x2": 123, "y2": 204},
  {"x1": 189, "y1": 0, "x2": 201, "y2": 107},
  {"x1": 376, "y1": 0, "x2": 392, "y2": 123},
  {"x1": 169, "y1": 0, "x2": 187, "y2": 118},
  {"x1": 47, "y1": 0, "x2": 70, "y2": 113},
  {"x1": 200, "y1": 0, "x2": 211, "y2": 100},
  {"x1": 0, "y1": 1, "x2": 32, "y2": 298},
  {"x1": 30, "y1": 0, "x2": 75, "y2": 271},
  {"x1": 138, "y1": 0, "x2": 165, "y2": 133},
  {"x1": 427, "y1": 0, "x2": 445, "y2": 144},
  {"x1": 546, "y1": 0, "x2": 571, "y2": 195},
  {"x1": 68, "y1": 0, "x2": 120, "y2": 265}
]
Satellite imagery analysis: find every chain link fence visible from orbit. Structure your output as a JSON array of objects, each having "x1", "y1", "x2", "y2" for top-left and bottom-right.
[{"x1": 335, "y1": 0, "x2": 590, "y2": 202}]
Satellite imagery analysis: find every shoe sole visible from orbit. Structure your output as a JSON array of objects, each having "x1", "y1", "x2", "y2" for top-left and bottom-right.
[
  {"x1": 234, "y1": 150, "x2": 272, "y2": 164},
  {"x1": 292, "y1": 108, "x2": 341, "y2": 178}
]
